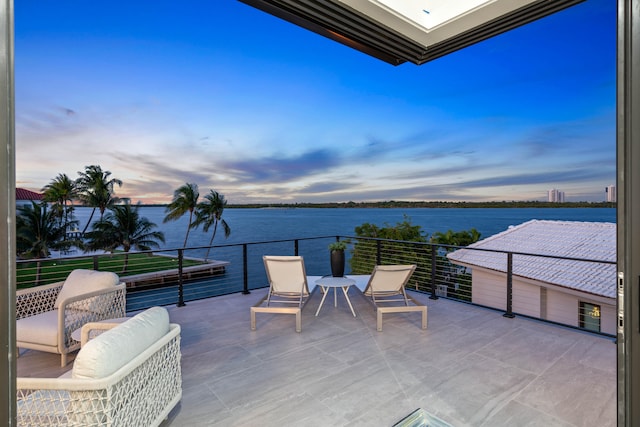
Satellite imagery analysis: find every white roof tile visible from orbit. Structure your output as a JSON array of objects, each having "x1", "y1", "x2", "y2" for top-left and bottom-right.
[{"x1": 447, "y1": 220, "x2": 616, "y2": 298}]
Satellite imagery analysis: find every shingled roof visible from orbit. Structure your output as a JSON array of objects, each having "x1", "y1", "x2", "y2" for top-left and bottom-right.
[
  {"x1": 447, "y1": 220, "x2": 616, "y2": 298},
  {"x1": 16, "y1": 188, "x2": 42, "y2": 201}
]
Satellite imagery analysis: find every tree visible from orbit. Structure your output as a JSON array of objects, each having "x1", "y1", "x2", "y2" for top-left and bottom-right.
[
  {"x1": 16, "y1": 202, "x2": 78, "y2": 285},
  {"x1": 192, "y1": 189, "x2": 231, "y2": 260},
  {"x1": 430, "y1": 228, "x2": 481, "y2": 249},
  {"x1": 354, "y1": 214, "x2": 427, "y2": 242},
  {"x1": 351, "y1": 215, "x2": 428, "y2": 275},
  {"x1": 16, "y1": 202, "x2": 66, "y2": 259},
  {"x1": 164, "y1": 183, "x2": 199, "y2": 247},
  {"x1": 429, "y1": 228, "x2": 480, "y2": 301},
  {"x1": 76, "y1": 165, "x2": 123, "y2": 234},
  {"x1": 84, "y1": 203, "x2": 165, "y2": 273},
  {"x1": 41, "y1": 173, "x2": 78, "y2": 234}
]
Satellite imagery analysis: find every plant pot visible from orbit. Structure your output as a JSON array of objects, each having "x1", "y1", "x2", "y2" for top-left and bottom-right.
[{"x1": 330, "y1": 250, "x2": 345, "y2": 277}]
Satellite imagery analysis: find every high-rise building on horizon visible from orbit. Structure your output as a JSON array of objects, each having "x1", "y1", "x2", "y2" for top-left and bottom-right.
[
  {"x1": 548, "y1": 189, "x2": 565, "y2": 203},
  {"x1": 606, "y1": 185, "x2": 616, "y2": 202}
]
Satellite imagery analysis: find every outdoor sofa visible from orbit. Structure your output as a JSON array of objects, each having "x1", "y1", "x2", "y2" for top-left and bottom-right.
[{"x1": 17, "y1": 306, "x2": 182, "y2": 427}]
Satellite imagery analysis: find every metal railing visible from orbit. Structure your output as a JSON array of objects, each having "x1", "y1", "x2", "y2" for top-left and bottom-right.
[{"x1": 16, "y1": 235, "x2": 616, "y2": 336}]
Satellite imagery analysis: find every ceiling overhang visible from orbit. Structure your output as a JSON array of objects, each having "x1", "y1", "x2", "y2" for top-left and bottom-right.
[{"x1": 239, "y1": 0, "x2": 585, "y2": 65}]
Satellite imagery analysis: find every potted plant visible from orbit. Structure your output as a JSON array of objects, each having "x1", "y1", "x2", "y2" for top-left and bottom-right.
[{"x1": 328, "y1": 240, "x2": 347, "y2": 277}]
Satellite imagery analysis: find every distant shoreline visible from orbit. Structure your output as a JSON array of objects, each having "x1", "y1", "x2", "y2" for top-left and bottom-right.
[{"x1": 136, "y1": 201, "x2": 616, "y2": 209}]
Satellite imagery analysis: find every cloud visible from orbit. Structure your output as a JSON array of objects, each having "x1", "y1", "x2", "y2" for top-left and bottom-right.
[
  {"x1": 301, "y1": 181, "x2": 358, "y2": 194},
  {"x1": 223, "y1": 149, "x2": 341, "y2": 182},
  {"x1": 456, "y1": 168, "x2": 613, "y2": 188}
]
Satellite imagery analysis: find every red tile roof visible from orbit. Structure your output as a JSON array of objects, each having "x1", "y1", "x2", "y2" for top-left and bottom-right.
[{"x1": 16, "y1": 188, "x2": 43, "y2": 201}]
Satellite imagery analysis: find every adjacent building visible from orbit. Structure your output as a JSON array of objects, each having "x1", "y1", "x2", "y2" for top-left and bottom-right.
[
  {"x1": 16, "y1": 188, "x2": 42, "y2": 208},
  {"x1": 606, "y1": 185, "x2": 617, "y2": 202},
  {"x1": 547, "y1": 188, "x2": 565, "y2": 202},
  {"x1": 447, "y1": 220, "x2": 616, "y2": 335}
]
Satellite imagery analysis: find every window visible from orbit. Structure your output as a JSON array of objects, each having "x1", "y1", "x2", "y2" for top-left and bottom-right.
[{"x1": 579, "y1": 302, "x2": 601, "y2": 332}]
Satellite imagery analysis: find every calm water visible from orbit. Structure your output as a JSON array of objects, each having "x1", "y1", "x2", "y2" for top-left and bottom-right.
[
  {"x1": 68, "y1": 206, "x2": 616, "y2": 308},
  {"x1": 72, "y1": 206, "x2": 616, "y2": 249}
]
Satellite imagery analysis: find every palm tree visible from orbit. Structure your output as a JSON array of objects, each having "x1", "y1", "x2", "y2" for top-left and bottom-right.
[
  {"x1": 41, "y1": 173, "x2": 78, "y2": 234},
  {"x1": 164, "y1": 183, "x2": 199, "y2": 247},
  {"x1": 192, "y1": 189, "x2": 231, "y2": 260},
  {"x1": 84, "y1": 203, "x2": 165, "y2": 273},
  {"x1": 430, "y1": 228, "x2": 481, "y2": 249},
  {"x1": 16, "y1": 202, "x2": 78, "y2": 284},
  {"x1": 76, "y1": 165, "x2": 123, "y2": 234}
]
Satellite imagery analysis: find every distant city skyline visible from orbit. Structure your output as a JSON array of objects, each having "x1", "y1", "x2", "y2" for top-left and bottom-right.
[
  {"x1": 606, "y1": 185, "x2": 617, "y2": 203},
  {"x1": 548, "y1": 189, "x2": 566, "y2": 203},
  {"x1": 15, "y1": 0, "x2": 616, "y2": 204}
]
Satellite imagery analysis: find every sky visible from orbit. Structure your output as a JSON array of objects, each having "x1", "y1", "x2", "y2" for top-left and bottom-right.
[{"x1": 14, "y1": 0, "x2": 616, "y2": 204}]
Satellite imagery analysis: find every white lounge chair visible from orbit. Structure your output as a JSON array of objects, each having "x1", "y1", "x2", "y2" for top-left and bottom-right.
[
  {"x1": 16, "y1": 269, "x2": 126, "y2": 366},
  {"x1": 251, "y1": 255, "x2": 314, "y2": 332},
  {"x1": 362, "y1": 264, "x2": 427, "y2": 331}
]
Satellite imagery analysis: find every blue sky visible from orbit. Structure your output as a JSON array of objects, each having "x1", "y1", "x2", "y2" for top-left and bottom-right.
[{"x1": 15, "y1": 0, "x2": 616, "y2": 204}]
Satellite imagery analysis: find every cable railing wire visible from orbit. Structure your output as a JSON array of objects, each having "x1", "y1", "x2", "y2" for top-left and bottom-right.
[{"x1": 16, "y1": 234, "x2": 615, "y2": 336}]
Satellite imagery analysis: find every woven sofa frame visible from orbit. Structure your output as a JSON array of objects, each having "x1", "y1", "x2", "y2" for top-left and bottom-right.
[
  {"x1": 16, "y1": 280, "x2": 127, "y2": 366},
  {"x1": 17, "y1": 322, "x2": 182, "y2": 427}
]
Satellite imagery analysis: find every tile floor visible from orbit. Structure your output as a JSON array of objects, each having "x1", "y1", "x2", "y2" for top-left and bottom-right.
[{"x1": 17, "y1": 288, "x2": 616, "y2": 426}]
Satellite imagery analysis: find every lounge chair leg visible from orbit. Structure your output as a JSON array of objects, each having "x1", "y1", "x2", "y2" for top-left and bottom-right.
[
  {"x1": 250, "y1": 308, "x2": 257, "y2": 331},
  {"x1": 421, "y1": 307, "x2": 428, "y2": 330},
  {"x1": 295, "y1": 310, "x2": 301, "y2": 333},
  {"x1": 61, "y1": 353, "x2": 67, "y2": 367},
  {"x1": 377, "y1": 309, "x2": 383, "y2": 332}
]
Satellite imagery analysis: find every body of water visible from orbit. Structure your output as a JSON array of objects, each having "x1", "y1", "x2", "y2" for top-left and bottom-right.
[
  {"x1": 67, "y1": 206, "x2": 617, "y2": 309},
  {"x1": 71, "y1": 206, "x2": 617, "y2": 250}
]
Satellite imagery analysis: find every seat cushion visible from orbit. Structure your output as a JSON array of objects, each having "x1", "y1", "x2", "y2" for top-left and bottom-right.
[
  {"x1": 16, "y1": 310, "x2": 59, "y2": 347},
  {"x1": 72, "y1": 306, "x2": 170, "y2": 379},
  {"x1": 55, "y1": 269, "x2": 119, "y2": 307}
]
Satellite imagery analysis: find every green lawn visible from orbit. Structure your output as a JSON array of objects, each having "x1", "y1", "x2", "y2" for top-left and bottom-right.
[{"x1": 17, "y1": 252, "x2": 204, "y2": 289}]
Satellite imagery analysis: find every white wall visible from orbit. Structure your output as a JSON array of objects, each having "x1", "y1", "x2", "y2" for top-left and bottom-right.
[
  {"x1": 546, "y1": 289, "x2": 578, "y2": 327},
  {"x1": 471, "y1": 268, "x2": 506, "y2": 310},
  {"x1": 469, "y1": 266, "x2": 615, "y2": 334}
]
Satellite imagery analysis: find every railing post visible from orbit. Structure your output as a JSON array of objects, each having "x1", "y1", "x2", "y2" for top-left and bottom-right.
[
  {"x1": 430, "y1": 245, "x2": 438, "y2": 300},
  {"x1": 242, "y1": 244, "x2": 250, "y2": 294},
  {"x1": 376, "y1": 240, "x2": 381, "y2": 265},
  {"x1": 294, "y1": 239, "x2": 299, "y2": 256},
  {"x1": 503, "y1": 252, "x2": 515, "y2": 318},
  {"x1": 177, "y1": 249, "x2": 186, "y2": 307},
  {"x1": 92, "y1": 255, "x2": 99, "y2": 271}
]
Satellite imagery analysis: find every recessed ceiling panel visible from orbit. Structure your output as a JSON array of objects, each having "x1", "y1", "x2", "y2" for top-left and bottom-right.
[{"x1": 376, "y1": 0, "x2": 492, "y2": 31}]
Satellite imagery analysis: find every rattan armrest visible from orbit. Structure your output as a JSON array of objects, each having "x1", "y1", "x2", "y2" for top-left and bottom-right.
[{"x1": 80, "y1": 322, "x2": 121, "y2": 347}]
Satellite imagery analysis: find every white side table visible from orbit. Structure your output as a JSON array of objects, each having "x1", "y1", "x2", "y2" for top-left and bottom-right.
[{"x1": 315, "y1": 276, "x2": 357, "y2": 317}]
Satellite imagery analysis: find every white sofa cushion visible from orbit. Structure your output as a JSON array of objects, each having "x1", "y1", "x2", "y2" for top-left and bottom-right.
[
  {"x1": 16, "y1": 310, "x2": 59, "y2": 346},
  {"x1": 55, "y1": 269, "x2": 119, "y2": 307},
  {"x1": 72, "y1": 306, "x2": 170, "y2": 380}
]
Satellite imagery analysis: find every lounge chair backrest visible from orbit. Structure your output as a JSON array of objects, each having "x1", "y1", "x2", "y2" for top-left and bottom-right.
[
  {"x1": 364, "y1": 265, "x2": 416, "y2": 295},
  {"x1": 263, "y1": 256, "x2": 309, "y2": 295}
]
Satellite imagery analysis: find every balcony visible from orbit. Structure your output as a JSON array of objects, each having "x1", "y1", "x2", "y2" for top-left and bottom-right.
[{"x1": 16, "y1": 237, "x2": 616, "y2": 425}]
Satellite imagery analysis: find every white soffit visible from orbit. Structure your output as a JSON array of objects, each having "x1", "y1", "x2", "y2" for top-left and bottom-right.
[
  {"x1": 238, "y1": 0, "x2": 585, "y2": 65},
  {"x1": 338, "y1": 0, "x2": 549, "y2": 47}
]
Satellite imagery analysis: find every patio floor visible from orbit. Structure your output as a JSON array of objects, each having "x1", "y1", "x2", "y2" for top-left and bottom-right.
[{"x1": 17, "y1": 288, "x2": 617, "y2": 426}]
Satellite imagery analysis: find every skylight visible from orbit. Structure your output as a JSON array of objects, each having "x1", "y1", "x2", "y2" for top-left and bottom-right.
[{"x1": 376, "y1": 0, "x2": 492, "y2": 31}]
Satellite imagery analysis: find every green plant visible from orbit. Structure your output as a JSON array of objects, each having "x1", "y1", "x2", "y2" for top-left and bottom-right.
[{"x1": 328, "y1": 240, "x2": 347, "y2": 251}]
